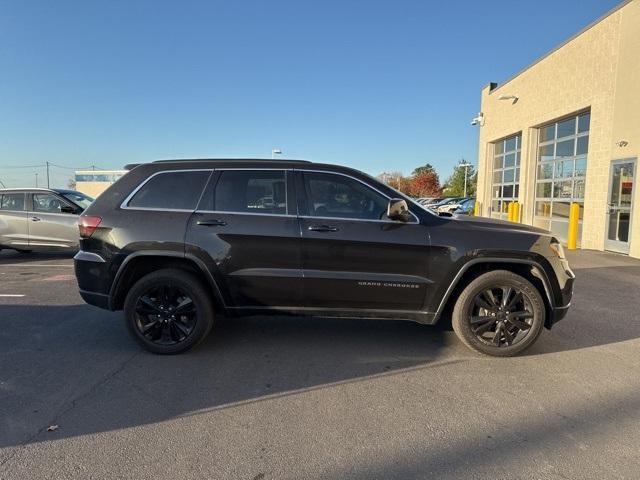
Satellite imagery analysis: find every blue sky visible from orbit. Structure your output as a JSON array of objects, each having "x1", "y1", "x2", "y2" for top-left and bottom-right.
[{"x1": 0, "y1": 0, "x2": 621, "y2": 188}]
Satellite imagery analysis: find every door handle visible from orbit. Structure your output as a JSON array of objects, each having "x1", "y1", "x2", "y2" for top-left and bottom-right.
[
  {"x1": 196, "y1": 219, "x2": 227, "y2": 227},
  {"x1": 31, "y1": 216, "x2": 41, "y2": 222},
  {"x1": 308, "y1": 224, "x2": 339, "y2": 232}
]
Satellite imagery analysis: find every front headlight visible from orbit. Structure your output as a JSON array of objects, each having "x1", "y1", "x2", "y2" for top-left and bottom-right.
[{"x1": 549, "y1": 239, "x2": 565, "y2": 259}]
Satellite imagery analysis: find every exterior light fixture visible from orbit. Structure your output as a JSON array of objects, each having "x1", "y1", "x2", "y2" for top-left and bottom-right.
[
  {"x1": 470, "y1": 113, "x2": 484, "y2": 126},
  {"x1": 271, "y1": 148, "x2": 282, "y2": 159}
]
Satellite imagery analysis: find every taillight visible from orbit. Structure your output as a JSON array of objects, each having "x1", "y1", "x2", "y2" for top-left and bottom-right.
[{"x1": 78, "y1": 215, "x2": 102, "y2": 238}]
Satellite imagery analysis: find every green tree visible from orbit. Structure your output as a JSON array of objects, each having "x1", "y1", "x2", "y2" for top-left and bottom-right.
[
  {"x1": 444, "y1": 160, "x2": 476, "y2": 197},
  {"x1": 411, "y1": 163, "x2": 435, "y2": 176}
]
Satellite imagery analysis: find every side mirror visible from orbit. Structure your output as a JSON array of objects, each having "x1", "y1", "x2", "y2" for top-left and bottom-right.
[
  {"x1": 387, "y1": 199, "x2": 410, "y2": 222},
  {"x1": 60, "y1": 204, "x2": 77, "y2": 214}
]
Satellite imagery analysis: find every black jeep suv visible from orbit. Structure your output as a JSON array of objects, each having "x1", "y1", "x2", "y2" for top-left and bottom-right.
[{"x1": 74, "y1": 159, "x2": 574, "y2": 356}]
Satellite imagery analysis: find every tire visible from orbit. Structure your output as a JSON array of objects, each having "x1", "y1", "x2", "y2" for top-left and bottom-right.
[
  {"x1": 452, "y1": 270, "x2": 545, "y2": 357},
  {"x1": 124, "y1": 269, "x2": 214, "y2": 354}
]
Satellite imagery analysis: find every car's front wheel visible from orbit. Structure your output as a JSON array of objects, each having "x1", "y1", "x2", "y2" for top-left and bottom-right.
[
  {"x1": 452, "y1": 270, "x2": 545, "y2": 357},
  {"x1": 124, "y1": 269, "x2": 214, "y2": 354}
]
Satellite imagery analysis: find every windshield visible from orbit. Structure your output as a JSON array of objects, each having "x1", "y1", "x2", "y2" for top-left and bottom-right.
[{"x1": 62, "y1": 191, "x2": 94, "y2": 209}]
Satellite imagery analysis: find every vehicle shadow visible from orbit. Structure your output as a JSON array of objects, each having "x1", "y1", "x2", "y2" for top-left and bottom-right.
[
  {"x1": 1, "y1": 258, "x2": 639, "y2": 450},
  {"x1": 0, "y1": 305, "x2": 460, "y2": 450},
  {"x1": 0, "y1": 249, "x2": 76, "y2": 264}
]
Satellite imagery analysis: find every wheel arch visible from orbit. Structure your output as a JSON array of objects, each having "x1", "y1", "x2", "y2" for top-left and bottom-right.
[
  {"x1": 434, "y1": 257, "x2": 557, "y2": 329},
  {"x1": 109, "y1": 251, "x2": 226, "y2": 312}
]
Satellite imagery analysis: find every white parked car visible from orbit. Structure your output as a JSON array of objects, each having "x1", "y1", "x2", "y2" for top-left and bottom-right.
[{"x1": 0, "y1": 188, "x2": 94, "y2": 252}]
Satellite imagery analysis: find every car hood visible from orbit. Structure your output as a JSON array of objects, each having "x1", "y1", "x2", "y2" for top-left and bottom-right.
[{"x1": 451, "y1": 214, "x2": 551, "y2": 235}]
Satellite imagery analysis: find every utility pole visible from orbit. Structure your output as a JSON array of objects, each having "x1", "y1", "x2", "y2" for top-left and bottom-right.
[
  {"x1": 464, "y1": 170, "x2": 467, "y2": 197},
  {"x1": 46, "y1": 161, "x2": 50, "y2": 188},
  {"x1": 35, "y1": 172, "x2": 39, "y2": 187},
  {"x1": 459, "y1": 162, "x2": 472, "y2": 197}
]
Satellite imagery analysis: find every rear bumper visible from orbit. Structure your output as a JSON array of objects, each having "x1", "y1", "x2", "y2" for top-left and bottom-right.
[
  {"x1": 79, "y1": 289, "x2": 111, "y2": 310},
  {"x1": 74, "y1": 250, "x2": 113, "y2": 310}
]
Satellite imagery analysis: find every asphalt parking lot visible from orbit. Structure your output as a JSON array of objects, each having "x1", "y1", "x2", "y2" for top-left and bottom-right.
[{"x1": 1, "y1": 249, "x2": 639, "y2": 480}]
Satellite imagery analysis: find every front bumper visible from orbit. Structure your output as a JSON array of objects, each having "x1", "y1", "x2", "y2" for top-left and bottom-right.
[{"x1": 547, "y1": 259, "x2": 575, "y2": 327}]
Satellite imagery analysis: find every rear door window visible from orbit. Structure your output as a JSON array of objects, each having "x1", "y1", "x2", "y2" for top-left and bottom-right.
[
  {"x1": 0, "y1": 193, "x2": 26, "y2": 211},
  {"x1": 127, "y1": 171, "x2": 211, "y2": 210},
  {"x1": 213, "y1": 170, "x2": 287, "y2": 215}
]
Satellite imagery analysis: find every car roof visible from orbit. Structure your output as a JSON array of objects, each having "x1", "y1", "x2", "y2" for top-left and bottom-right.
[
  {"x1": 0, "y1": 187, "x2": 57, "y2": 194},
  {"x1": 124, "y1": 158, "x2": 313, "y2": 170},
  {"x1": 52, "y1": 188, "x2": 85, "y2": 195},
  {"x1": 0, "y1": 188, "x2": 84, "y2": 195},
  {"x1": 123, "y1": 159, "x2": 381, "y2": 182}
]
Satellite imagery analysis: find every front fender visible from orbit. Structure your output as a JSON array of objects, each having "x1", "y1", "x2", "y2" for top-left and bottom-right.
[{"x1": 430, "y1": 254, "x2": 559, "y2": 324}]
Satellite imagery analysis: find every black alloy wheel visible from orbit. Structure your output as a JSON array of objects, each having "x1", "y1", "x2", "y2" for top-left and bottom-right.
[
  {"x1": 124, "y1": 269, "x2": 214, "y2": 354},
  {"x1": 134, "y1": 285, "x2": 198, "y2": 346},
  {"x1": 469, "y1": 286, "x2": 534, "y2": 347},
  {"x1": 452, "y1": 270, "x2": 545, "y2": 357}
]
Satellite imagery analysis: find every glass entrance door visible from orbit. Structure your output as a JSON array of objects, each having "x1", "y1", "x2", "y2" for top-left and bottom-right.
[{"x1": 605, "y1": 159, "x2": 636, "y2": 254}]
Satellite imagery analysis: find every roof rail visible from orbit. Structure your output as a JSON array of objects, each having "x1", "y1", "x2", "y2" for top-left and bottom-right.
[{"x1": 151, "y1": 158, "x2": 312, "y2": 164}]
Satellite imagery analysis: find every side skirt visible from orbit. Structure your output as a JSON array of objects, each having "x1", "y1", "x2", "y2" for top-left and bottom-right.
[{"x1": 225, "y1": 306, "x2": 436, "y2": 325}]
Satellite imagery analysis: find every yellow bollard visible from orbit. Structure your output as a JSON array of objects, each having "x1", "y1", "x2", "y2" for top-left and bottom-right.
[
  {"x1": 507, "y1": 202, "x2": 514, "y2": 222},
  {"x1": 513, "y1": 202, "x2": 520, "y2": 223},
  {"x1": 567, "y1": 202, "x2": 580, "y2": 250},
  {"x1": 473, "y1": 201, "x2": 480, "y2": 217}
]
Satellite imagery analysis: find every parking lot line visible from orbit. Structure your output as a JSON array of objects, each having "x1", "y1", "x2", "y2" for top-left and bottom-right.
[
  {"x1": 0, "y1": 264, "x2": 73, "y2": 267},
  {"x1": 0, "y1": 294, "x2": 25, "y2": 297}
]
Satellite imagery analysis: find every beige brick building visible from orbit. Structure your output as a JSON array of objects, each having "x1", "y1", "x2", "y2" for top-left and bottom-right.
[
  {"x1": 75, "y1": 170, "x2": 127, "y2": 198},
  {"x1": 476, "y1": 0, "x2": 640, "y2": 257}
]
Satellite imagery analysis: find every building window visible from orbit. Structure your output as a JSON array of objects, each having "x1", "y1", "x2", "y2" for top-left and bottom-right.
[
  {"x1": 534, "y1": 111, "x2": 589, "y2": 241},
  {"x1": 75, "y1": 173, "x2": 126, "y2": 183},
  {"x1": 491, "y1": 133, "x2": 521, "y2": 219}
]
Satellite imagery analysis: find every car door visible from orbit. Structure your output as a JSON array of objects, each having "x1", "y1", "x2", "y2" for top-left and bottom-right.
[
  {"x1": 0, "y1": 192, "x2": 29, "y2": 248},
  {"x1": 297, "y1": 170, "x2": 431, "y2": 312},
  {"x1": 185, "y1": 169, "x2": 302, "y2": 309},
  {"x1": 28, "y1": 192, "x2": 80, "y2": 249}
]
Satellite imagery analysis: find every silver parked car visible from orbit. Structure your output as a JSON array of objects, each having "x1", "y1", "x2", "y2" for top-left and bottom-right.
[{"x1": 0, "y1": 188, "x2": 93, "y2": 252}]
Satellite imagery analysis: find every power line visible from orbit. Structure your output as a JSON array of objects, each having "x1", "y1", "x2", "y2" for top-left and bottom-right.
[
  {"x1": 1, "y1": 162, "x2": 107, "y2": 170},
  {"x1": 1, "y1": 164, "x2": 46, "y2": 169},
  {"x1": 48, "y1": 162, "x2": 106, "y2": 171}
]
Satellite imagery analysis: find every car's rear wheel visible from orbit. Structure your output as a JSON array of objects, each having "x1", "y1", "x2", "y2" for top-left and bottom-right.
[
  {"x1": 452, "y1": 270, "x2": 545, "y2": 357},
  {"x1": 124, "y1": 269, "x2": 214, "y2": 354}
]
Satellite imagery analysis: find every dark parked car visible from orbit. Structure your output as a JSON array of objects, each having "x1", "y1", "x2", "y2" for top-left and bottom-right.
[
  {"x1": 0, "y1": 188, "x2": 94, "y2": 252},
  {"x1": 74, "y1": 159, "x2": 574, "y2": 356},
  {"x1": 452, "y1": 197, "x2": 476, "y2": 215}
]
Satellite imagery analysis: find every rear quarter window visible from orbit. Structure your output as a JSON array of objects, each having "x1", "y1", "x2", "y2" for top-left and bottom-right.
[{"x1": 127, "y1": 171, "x2": 211, "y2": 210}]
